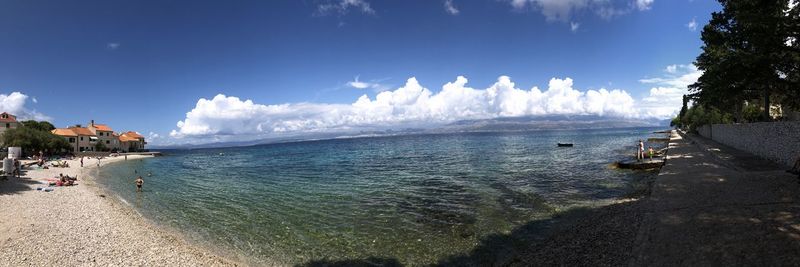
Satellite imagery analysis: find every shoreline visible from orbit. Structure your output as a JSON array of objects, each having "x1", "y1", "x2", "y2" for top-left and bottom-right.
[
  {"x1": 0, "y1": 155, "x2": 242, "y2": 266},
  {"x1": 505, "y1": 129, "x2": 800, "y2": 266},
  {"x1": 1, "y1": 129, "x2": 669, "y2": 266}
]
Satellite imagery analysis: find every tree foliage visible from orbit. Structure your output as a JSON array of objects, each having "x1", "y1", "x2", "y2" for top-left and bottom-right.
[
  {"x1": 21, "y1": 120, "x2": 55, "y2": 132},
  {"x1": 94, "y1": 141, "x2": 108, "y2": 152},
  {"x1": 2, "y1": 123, "x2": 72, "y2": 155},
  {"x1": 690, "y1": 0, "x2": 800, "y2": 120},
  {"x1": 677, "y1": 105, "x2": 734, "y2": 132}
]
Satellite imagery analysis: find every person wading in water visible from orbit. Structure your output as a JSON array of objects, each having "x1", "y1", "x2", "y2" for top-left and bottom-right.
[{"x1": 135, "y1": 176, "x2": 144, "y2": 192}]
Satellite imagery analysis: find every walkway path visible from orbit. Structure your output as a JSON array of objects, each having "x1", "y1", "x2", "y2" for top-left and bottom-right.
[{"x1": 631, "y1": 131, "x2": 800, "y2": 266}]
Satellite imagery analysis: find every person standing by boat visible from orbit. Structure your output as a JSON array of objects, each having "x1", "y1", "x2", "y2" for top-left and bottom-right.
[{"x1": 637, "y1": 140, "x2": 645, "y2": 161}]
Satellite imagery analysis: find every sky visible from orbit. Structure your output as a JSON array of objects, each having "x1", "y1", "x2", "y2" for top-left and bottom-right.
[{"x1": 0, "y1": 0, "x2": 720, "y2": 145}]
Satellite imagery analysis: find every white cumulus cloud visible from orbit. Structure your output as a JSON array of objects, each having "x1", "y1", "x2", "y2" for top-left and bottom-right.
[
  {"x1": 0, "y1": 92, "x2": 51, "y2": 121},
  {"x1": 686, "y1": 17, "x2": 698, "y2": 31},
  {"x1": 170, "y1": 76, "x2": 649, "y2": 141},
  {"x1": 570, "y1": 21, "x2": 580, "y2": 32},
  {"x1": 665, "y1": 64, "x2": 678, "y2": 74},
  {"x1": 347, "y1": 76, "x2": 390, "y2": 92},
  {"x1": 444, "y1": 0, "x2": 459, "y2": 15},
  {"x1": 635, "y1": 0, "x2": 654, "y2": 11},
  {"x1": 638, "y1": 64, "x2": 702, "y2": 118}
]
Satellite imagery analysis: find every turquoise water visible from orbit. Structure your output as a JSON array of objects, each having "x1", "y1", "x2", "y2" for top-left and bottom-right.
[{"x1": 96, "y1": 127, "x2": 663, "y2": 265}]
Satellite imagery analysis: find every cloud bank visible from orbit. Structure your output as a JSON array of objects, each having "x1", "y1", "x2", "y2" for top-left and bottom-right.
[
  {"x1": 0, "y1": 92, "x2": 50, "y2": 121},
  {"x1": 169, "y1": 75, "x2": 692, "y2": 141}
]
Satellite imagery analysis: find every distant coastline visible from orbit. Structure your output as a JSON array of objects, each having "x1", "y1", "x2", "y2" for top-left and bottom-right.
[{"x1": 154, "y1": 116, "x2": 669, "y2": 150}]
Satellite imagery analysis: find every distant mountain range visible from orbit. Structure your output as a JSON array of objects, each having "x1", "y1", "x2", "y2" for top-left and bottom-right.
[{"x1": 152, "y1": 115, "x2": 670, "y2": 150}]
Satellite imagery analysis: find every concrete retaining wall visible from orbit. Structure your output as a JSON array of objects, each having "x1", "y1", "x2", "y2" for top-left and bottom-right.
[{"x1": 697, "y1": 122, "x2": 800, "y2": 167}]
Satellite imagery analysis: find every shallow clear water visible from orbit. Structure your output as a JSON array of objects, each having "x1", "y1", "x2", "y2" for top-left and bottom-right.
[{"x1": 96, "y1": 127, "x2": 662, "y2": 265}]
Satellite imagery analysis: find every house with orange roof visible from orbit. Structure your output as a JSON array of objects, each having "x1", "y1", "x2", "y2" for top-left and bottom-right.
[
  {"x1": 0, "y1": 112, "x2": 21, "y2": 135},
  {"x1": 119, "y1": 131, "x2": 146, "y2": 152},
  {"x1": 50, "y1": 118, "x2": 147, "y2": 153},
  {"x1": 51, "y1": 128, "x2": 79, "y2": 152},
  {"x1": 51, "y1": 125, "x2": 98, "y2": 153},
  {"x1": 87, "y1": 120, "x2": 118, "y2": 151}
]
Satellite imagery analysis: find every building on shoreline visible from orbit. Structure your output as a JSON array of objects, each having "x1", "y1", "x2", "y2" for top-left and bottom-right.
[
  {"x1": 51, "y1": 119, "x2": 147, "y2": 153},
  {"x1": 0, "y1": 112, "x2": 20, "y2": 135},
  {"x1": 119, "y1": 131, "x2": 146, "y2": 152},
  {"x1": 87, "y1": 120, "x2": 117, "y2": 149}
]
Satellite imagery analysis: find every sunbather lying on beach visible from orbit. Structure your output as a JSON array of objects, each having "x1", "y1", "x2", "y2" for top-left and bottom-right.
[
  {"x1": 50, "y1": 161, "x2": 70, "y2": 168},
  {"x1": 59, "y1": 174, "x2": 77, "y2": 181},
  {"x1": 57, "y1": 175, "x2": 74, "y2": 186}
]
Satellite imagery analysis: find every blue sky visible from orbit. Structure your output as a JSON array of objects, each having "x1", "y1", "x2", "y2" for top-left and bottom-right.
[{"x1": 0, "y1": 0, "x2": 720, "y2": 145}]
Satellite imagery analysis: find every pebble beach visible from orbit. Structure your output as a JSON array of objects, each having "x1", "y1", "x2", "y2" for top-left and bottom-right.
[{"x1": 0, "y1": 155, "x2": 240, "y2": 266}]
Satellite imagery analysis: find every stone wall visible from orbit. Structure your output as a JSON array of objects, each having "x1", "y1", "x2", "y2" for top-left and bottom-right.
[{"x1": 697, "y1": 122, "x2": 800, "y2": 167}]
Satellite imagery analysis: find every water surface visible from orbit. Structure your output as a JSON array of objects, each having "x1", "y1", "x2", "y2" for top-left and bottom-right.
[{"x1": 97, "y1": 127, "x2": 662, "y2": 265}]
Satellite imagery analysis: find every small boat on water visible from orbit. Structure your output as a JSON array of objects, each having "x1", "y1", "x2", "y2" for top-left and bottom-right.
[{"x1": 557, "y1": 143, "x2": 573, "y2": 147}]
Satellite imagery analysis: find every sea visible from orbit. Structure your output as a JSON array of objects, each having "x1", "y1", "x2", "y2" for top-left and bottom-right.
[{"x1": 95, "y1": 127, "x2": 665, "y2": 266}]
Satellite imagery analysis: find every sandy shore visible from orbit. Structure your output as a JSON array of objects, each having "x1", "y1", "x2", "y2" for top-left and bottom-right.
[{"x1": 0, "y1": 155, "x2": 240, "y2": 266}]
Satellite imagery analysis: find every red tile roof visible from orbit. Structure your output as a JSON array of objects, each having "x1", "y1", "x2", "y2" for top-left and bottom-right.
[
  {"x1": 68, "y1": 127, "x2": 96, "y2": 136},
  {"x1": 92, "y1": 124, "x2": 113, "y2": 132},
  {"x1": 119, "y1": 134, "x2": 139, "y2": 142},
  {"x1": 0, "y1": 112, "x2": 17, "y2": 123},
  {"x1": 51, "y1": 128, "x2": 78, "y2": 137},
  {"x1": 123, "y1": 131, "x2": 144, "y2": 139}
]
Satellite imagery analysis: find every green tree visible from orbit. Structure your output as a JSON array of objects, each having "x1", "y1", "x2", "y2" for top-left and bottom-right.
[
  {"x1": 680, "y1": 104, "x2": 733, "y2": 132},
  {"x1": 2, "y1": 126, "x2": 71, "y2": 155},
  {"x1": 21, "y1": 120, "x2": 55, "y2": 132},
  {"x1": 94, "y1": 141, "x2": 108, "y2": 152},
  {"x1": 691, "y1": 0, "x2": 799, "y2": 120}
]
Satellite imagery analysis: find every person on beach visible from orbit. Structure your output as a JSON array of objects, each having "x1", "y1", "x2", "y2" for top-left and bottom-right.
[
  {"x1": 636, "y1": 140, "x2": 644, "y2": 161},
  {"x1": 97, "y1": 157, "x2": 100, "y2": 167},
  {"x1": 124, "y1": 154, "x2": 127, "y2": 160},
  {"x1": 648, "y1": 146, "x2": 655, "y2": 161},
  {"x1": 13, "y1": 159, "x2": 20, "y2": 178},
  {"x1": 135, "y1": 176, "x2": 144, "y2": 192},
  {"x1": 58, "y1": 174, "x2": 73, "y2": 186},
  {"x1": 80, "y1": 157, "x2": 84, "y2": 167}
]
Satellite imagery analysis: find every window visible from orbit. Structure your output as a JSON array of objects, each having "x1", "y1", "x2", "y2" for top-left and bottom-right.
[
  {"x1": 4, "y1": 123, "x2": 8, "y2": 128},
  {"x1": 80, "y1": 137, "x2": 83, "y2": 141},
  {"x1": 68, "y1": 138, "x2": 75, "y2": 143},
  {"x1": 106, "y1": 140, "x2": 110, "y2": 144}
]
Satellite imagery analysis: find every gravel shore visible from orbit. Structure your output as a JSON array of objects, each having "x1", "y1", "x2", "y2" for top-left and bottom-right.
[{"x1": 0, "y1": 155, "x2": 241, "y2": 266}]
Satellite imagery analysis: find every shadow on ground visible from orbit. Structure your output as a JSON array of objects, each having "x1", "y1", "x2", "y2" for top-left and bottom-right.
[
  {"x1": 298, "y1": 257, "x2": 403, "y2": 267},
  {"x1": 295, "y1": 199, "x2": 646, "y2": 267},
  {"x1": 0, "y1": 175, "x2": 40, "y2": 195}
]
